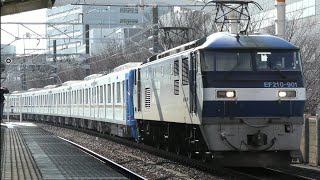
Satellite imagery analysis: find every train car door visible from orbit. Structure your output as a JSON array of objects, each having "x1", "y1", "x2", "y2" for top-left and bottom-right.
[{"x1": 189, "y1": 52, "x2": 197, "y2": 114}]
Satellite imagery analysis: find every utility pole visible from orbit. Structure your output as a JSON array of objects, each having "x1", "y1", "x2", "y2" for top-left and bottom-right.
[
  {"x1": 152, "y1": 6, "x2": 159, "y2": 54},
  {"x1": 21, "y1": 58, "x2": 27, "y2": 90},
  {"x1": 53, "y1": 39, "x2": 58, "y2": 84},
  {"x1": 84, "y1": 24, "x2": 91, "y2": 76}
]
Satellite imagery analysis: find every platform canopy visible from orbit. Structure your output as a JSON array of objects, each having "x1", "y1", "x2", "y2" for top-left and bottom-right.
[{"x1": 1, "y1": 0, "x2": 55, "y2": 16}]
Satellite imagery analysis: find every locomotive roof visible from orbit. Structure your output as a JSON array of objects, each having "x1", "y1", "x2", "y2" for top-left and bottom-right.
[
  {"x1": 199, "y1": 32, "x2": 299, "y2": 50},
  {"x1": 152, "y1": 32, "x2": 299, "y2": 61}
]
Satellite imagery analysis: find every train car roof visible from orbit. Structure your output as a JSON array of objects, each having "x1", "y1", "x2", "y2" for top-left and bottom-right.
[{"x1": 199, "y1": 32, "x2": 299, "y2": 50}]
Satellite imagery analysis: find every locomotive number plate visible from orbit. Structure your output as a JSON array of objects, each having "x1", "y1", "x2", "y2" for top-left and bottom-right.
[{"x1": 263, "y1": 82, "x2": 298, "y2": 88}]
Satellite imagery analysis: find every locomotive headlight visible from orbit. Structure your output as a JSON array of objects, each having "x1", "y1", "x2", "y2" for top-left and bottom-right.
[
  {"x1": 278, "y1": 90, "x2": 296, "y2": 98},
  {"x1": 226, "y1": 91, "x2": 235, "y2": 98},
  {"x1": 217, "y1": 90, "x2": 236, "y2": 98},
  {"x1": 278, "y1": 91, "x2": 287, "y2": 98}
]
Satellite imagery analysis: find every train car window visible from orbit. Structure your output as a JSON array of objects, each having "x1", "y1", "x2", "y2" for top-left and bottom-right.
[
  {"x1": 64, "y1": 92, "x2": 67, "y2": 105},
  {"x1": 216, "y1": 52, "x2": 251, "y2": 71},
  {"x1": 72, "y1": 91, "x2": 74, "y2": 104},
  {"x1": 108, "y1": 84, "x2": 111, "y2": 103},
  {"x1": 97, "y1": 86, "x2": 99, "y2": 104},
  {"x1": 146, "y1": 70, "x2": 149, "y2": 79},
  {"x1": 88, "y1": 89, "x2": 91, "y2": 104},
  {"x1": 66, "y1": 93, "x2": 67, "y2": 104},
  {"x1": 170, "y1": 64, "x2": 173, "y2": 75},
  {"x1": 103, "y1": 85, "x2": 106, "y2": 104},
  {"x1": 84, "y1": 89, "x2": 87, "y2": 104},
  {"x1": 76, "y1": 90, "x2": 78, "y2": 104},
  {"x1": 174, "y1": 60, "x2": 179, "y2": 76},
  {"x1": 79, "y1": 89, "x2": 83, "y2": 104},
  {"x1": 100, "y1": 86, "x2": 103, "y2": 103},
  {"x1": 117, "y1": 82, "x2": 121, "y2": 103},
  {"x1": 93, "y1": 87, "x2": 96, "y2": 104},
  {"x1": 182, "y1": 58, "x2": 189, "y2": 85},
  {"x1": 112, "y1": 83, "x2": 115, "y2": 103},
  {"x1": 76, "y1": 91, "x2": 78, "y2": 104}
]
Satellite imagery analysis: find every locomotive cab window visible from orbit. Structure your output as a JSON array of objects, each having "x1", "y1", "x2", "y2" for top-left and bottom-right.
[
  {"x1": 256, "y1": 51, "x2": 301, "y2": 71},
  {"x1": 202, "y1": 51, "x2": 252, "y2": 71}
]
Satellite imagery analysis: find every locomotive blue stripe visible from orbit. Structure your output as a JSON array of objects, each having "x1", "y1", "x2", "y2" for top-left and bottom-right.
[
  {"x1": 125, "y1": 70, "x2": 139, "y2": 140},
  {"x1": 202, "y1": 71, "x2": 304, "y2": 88},
  {"x1": 202, "y1": 100, "x2": 305, "y2": 117}
]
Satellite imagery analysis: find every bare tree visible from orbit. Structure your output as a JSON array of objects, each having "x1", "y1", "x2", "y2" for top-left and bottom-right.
[{"x1": 158, "y1": 7, "x2": 217, "y2": 50}]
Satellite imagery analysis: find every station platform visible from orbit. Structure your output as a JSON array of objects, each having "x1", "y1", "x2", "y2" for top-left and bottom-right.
[{"x1": 1, "y1": 122, "x2": 128, "y2": 180}]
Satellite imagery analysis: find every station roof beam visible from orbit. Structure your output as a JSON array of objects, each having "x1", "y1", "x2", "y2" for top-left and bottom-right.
[{"x1": 1, "y1": 0, "x2": 55, "y2": 16}]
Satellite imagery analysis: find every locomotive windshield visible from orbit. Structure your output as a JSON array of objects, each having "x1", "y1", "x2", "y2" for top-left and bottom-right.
[
  {"x1": 202, "y1": 50, "x2": 301, "y2": 71},
  {"x1": 255, "y1": 51, "x2": 301, "y2": 71},
  {"x1": 202, "y1": 52, "x2": 252, "y2": 71}
]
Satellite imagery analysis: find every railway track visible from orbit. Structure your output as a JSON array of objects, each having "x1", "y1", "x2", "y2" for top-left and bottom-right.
[{"x1": 34, "y1": 121, "x2": 320, "y2": 180}]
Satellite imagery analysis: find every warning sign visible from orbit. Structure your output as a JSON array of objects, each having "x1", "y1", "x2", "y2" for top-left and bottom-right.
[{"x1": 5, "y1": 57, "x2": 12, "y2": 64}]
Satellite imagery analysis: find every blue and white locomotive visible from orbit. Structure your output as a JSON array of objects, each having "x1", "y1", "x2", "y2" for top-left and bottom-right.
[{"x1": 5, "y1": 32, "x2": 305, "y2": 166}]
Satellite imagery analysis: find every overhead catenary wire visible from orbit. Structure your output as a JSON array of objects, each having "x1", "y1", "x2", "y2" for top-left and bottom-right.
[
  {"x1": 7, "y1": 6, "x2": 215, "y2": 86},
  {"x1": 18, "y1": 7, "x2": 216, "y2": 82}
]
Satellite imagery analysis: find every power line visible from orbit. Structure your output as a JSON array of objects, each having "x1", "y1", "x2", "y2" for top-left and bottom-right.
[{"x1": 71, "y1": 3, "x2": 214, "y2": 7}]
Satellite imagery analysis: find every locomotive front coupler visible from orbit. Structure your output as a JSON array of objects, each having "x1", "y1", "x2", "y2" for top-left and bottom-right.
[{"x1": 247, "y1": 130, "x2": 268, "y2": 147}]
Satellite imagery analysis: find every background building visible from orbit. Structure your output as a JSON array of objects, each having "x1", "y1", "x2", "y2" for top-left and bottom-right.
[
  {"x1": 46, "y1": 4, "x2": 144, "y2": 61},
  {"x1": 89, "y1": 27, "x2": 150, "y2": 55},
  {"x1": 1, "y1": 44, "x2": 16, "y2": 55},
  {"x1": 250, "y1": 0, "x2": 320, "y2": 30}
]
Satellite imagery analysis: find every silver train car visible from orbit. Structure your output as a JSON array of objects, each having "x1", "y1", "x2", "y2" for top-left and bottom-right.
[{"x1": 5, "y1": 32, "x2": 306, "y2": 167}]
